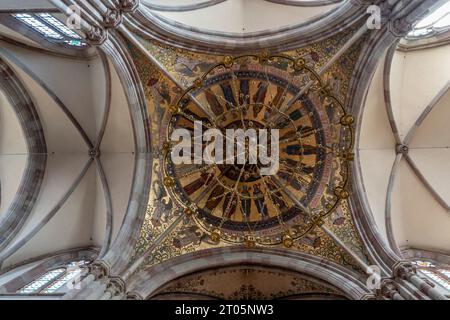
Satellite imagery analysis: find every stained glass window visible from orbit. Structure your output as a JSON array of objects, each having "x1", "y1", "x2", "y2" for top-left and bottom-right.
[
  {"x1": 17, "y1": 260, "x2": 90, "y2": 294},
  {"x1": 14, "y1": 14, "x2": 63, "y2": 40},
  {"x1": 13, "y1": 13, "x2": 86, "y2": 47},
  {"x1": 41, "y1": 269, "x2": 83, "y2": 293},
  {"x1": 36, "y1": 13, "x2": 82, "y2": 39},
  {"x1": 412, "y1": 260, "x2": 450, "y2": 291},
  {"x1": 18, "y1": 268, "x2": 65, "y2": 294},
  {"x1": 407, "y1": 0, "x2": 450, "y2": 39}
]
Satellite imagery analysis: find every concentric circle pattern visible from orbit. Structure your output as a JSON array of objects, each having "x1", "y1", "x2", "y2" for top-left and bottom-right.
[{"x1": 164, "y1": 55, "x2": 353, "y2": 245}]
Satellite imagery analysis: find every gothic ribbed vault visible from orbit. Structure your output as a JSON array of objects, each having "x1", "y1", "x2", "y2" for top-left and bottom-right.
[{"x1": 0, "y1": 0, "x2": 449, "y2": 300}]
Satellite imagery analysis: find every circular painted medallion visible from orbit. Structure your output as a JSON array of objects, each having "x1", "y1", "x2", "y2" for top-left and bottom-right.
[{"x1": 164, "y1": 55, "x2": 353, "y2": 245}]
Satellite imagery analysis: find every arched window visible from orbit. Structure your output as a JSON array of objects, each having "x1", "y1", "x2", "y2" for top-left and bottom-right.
[
  {"x1": 412, "y1": 260, "x2": 450, "y2": 291},
  {"x1": 407, "y1": 0, "x2": 450, "y2": 39},
  {"x1": 12, "y1": 13, "x2": 86, "y2": 47},
  {"x1": 17, "y1": 260, "x2": 90, "y2": 294}
]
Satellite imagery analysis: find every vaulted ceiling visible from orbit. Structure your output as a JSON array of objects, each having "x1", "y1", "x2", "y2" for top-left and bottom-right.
[
  {"x1": 0, "y1": 33, "x2": 134, "y2": 268},
  {"x1": 0, "y1": 0, "x2": 449, "y2": 299}
]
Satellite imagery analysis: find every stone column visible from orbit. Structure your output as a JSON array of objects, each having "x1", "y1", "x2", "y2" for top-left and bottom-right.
[
  {"x1": 63, "y1": 261, "x2": 109, "y2": 300},
  {"x1": 394, "y1": 261, "x2": 447, "y2": 300}
]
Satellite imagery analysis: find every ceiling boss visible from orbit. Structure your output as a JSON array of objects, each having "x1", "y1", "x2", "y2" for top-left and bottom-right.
[{"x1": 162, "y1": 53, "x2": 354, "y2": 247}]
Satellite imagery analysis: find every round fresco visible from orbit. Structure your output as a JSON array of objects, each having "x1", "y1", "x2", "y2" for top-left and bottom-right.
[{"x1": 163, "y1": 54, "x2": 353, "y2": 246}]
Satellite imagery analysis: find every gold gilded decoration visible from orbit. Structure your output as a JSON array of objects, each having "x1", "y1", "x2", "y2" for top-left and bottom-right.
[
  {"x1": 193, "y1": 78, "x2": 203, "y2": 89},
  {"x1": 258, "y1": 50, "x2": 270, "y2": 63},
  {"x1": 184, "y1": 207, "x2": 195, "y2": 216},
  {"x1": 164, "y1": 176, "x2": 175, "y2": 188},
  {"x1": 244, "y1": 235, "x2": 256, "y2": 248},
  {"x1": 169, "y1": 105, "x2": 180, "y2": 115},
  {"x1": 126, "y1": 28, "x2": 369, "y2": 273},
  {"x1": 340, "y1": 114, "x2": 355, "y2": 126},
  {"x1": 163, "y1": 52, "x2": 354, "y2": 247},
  {"x1": 162, "y1": 142, "x2": 172, "y2": 155},
  {"x1": 343, "y1": 152, "x2": 355, "y2": 161},
  {"x1": 334, "y1": 187, "x2": 349, "y2": 200},
  {"x1": 153, "y1": 266, "x2": 345, "y2": 300},
  {"x1": 311, "y1": 214, "x2": 325, "y2": 227},
  {"x1": 223, "y1": 55, "x2": 234, "y2": 68},
  {"x1": 294, "y1": 58, "x2": 306, "y2": 71},
  {"x1": 210, "y1": 229, "x2": 221, "y2": 243},
  {"x1": 282, "y1": 234, "x2": 294, "y2": 248}
]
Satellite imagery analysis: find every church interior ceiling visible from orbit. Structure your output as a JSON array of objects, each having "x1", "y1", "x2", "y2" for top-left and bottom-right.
[
  {"x1": 1, "y1": 0, "x2": 450, "y2": 302},
  {"x1": 127, "y1": 25, "x2": 373, "y2": 277},
  {"x1": 150, "y1": 265, "x2": 346, "y2": 300}
]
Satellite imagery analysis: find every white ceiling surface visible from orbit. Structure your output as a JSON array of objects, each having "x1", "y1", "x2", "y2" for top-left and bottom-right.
[
  {"x1": 392, "y1": 160, "x2": 450, "y2": 252},
  {"x1": 0, "y1": 91, "x2": 27, "y2": 220},
  {"x1": 359, "y1": 51, "x2": 396, "y2": 242},
  {"x1": 0, "y1": 45, "x2": 135, "y2": 267},
  {"x1": 390, "y1": 45, "x2": 450, "y2": 140},
  {"x1": 360, "y1": 44, "x2": 450, "y2": 254},
  {"x1": 0, "y1": 0, "x2": 54, "y2": 10},
  {"x1": 0, "y1": 24, "x2": 42, "y2": 49},
  {"x1": 150, "y1": 0, "x2": 339, "y2": 34},
  {"x1": 410, "y1": 88, "x2": 450, "y2": 148}
]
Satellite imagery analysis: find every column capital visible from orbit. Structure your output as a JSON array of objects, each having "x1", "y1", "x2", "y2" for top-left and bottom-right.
[
  {"x1": 393, "y1": 261, "x2": 416, "y2": 280},
  {"x1": 104, "y1": 8, "x2": 123, "y2": 29},
  {"x1": 86, "y1": 26, "x2": 108, "y2": 46},
  {"x1": 106, "y1": 276, "x2": 127, "y2": 297},
  {"x1": 88, "y1": 260, "x2": 110, "y2": 280},
  {"x1": 377, "y1": 278, "x2": 400, "y2": 299},
  {"x1": 119, "y1": 0, "x2": 140, "y2": 12},
  {"x1": 125, "y1": 291, "x2": 144, "y2": 300}
]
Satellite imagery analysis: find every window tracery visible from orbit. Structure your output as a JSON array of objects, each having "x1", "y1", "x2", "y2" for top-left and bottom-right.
[
  {"x1": 17, "y1": 260, "x2": 90, "y2": 294},
  {"x1": 407, "y1": 1, "x2": 450, "y2": 39},
  {"x1": 412, "y1": 260, "x2": 450, "y2": 291},
  {"x1": 13, "y1": 13, "x2": 86, "y2": 47}
]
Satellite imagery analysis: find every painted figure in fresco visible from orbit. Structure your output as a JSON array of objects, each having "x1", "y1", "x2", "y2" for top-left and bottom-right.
[
  {"x1": 288, "y1": 109, "x2": 303, "y2": 121},
  {"x1": 270, "y1": 86, "x2": 286, "y2": 109},
  {"x1": 220, "y1": 83, "x2": 237, "y2": 109},
  {"x1": 252, "y1": 82, "x2": 268, "y2": 117},
  {"x1": 183, "y1": 172, "x2": 214, "y2": 196},
  {"x1": 281, "y1": 159, "x2": 315, "y2": 181},
  {"x1": 175, "y1": 56, "x2": 199, "y2": 77},
  {"x1": 156, "y1": 80, "x2": 171, "y2": 106},
  {"x1": 252, "y1": 184, "x2": 269, "y2": 220},
  {"x1": 205, "y1": 185, "x2": 225, "y2": 212},
  {"x1": 239, "y1": 79, "x2": 250, "y2": 106},
  {"x1": 264, "y1": 106, "x2": 274, "y2": 121},
  {"x1": 240, "y1": 185, "x2": 252, "y2": 220},
  {"x1": 182, "y1": 108, "x2": 212, "y2": 128},
  {"x1": 222, "y1": 193, "x2": 237, "y2": 219},
  {"x1": 300, "y1": 231, "x2": 322, "y2": 248},
  {"x1": 284, "y1": 144, "x2": 317, "y2": 156},
  {"x1": 150, "y1": 80, "x2": 173, "y2": 144},
  {"x1": 331, "y1": 208, "x2": 345, "y2": 225},
  {"x1": 175, "y1": 56, "x2": 212, "y2": 77},
  {"x1": 151, "y1": 162, "x2": 174, "y2": 225},
  {"x1": 298, "y1": 125, "x2": 315, "y2": 138},
  {"x1": 204, "y1": 88, "x2": 224, "y2": 116},
  {"x1": 173, "y1": 225, "x2": 203, "y2": 248},
  {"x1": 278, "y1": 171, "x2": 304, "y2": 192},
  {"x1": 266, "y1": 181, "x2": 288, "y2": 211}
]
